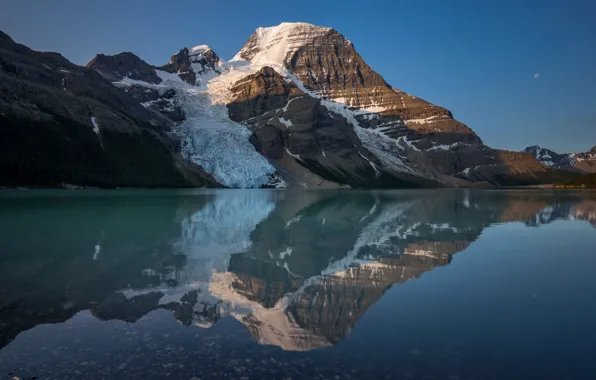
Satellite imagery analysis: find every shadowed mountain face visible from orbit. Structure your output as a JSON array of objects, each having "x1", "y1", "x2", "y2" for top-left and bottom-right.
[
  {"x1": 0, "y1": 32, "x2": 219, "y2": 188},
  {"x1": 2, "y1": 189, "x2": 596, "y2": 352}
]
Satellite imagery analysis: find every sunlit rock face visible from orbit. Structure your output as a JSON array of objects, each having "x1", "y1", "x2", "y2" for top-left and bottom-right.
[{"x1": 2, "y1": 190, "x2": 596, "y2": 351}]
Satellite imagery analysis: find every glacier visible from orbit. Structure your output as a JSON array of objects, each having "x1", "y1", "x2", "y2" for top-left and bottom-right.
[
  {"x1": 116, "y1": 67, "x2": 278, "y2": 188},
  {"x1": 156, "y1": 70, "x2": 278, "y2": 188}
]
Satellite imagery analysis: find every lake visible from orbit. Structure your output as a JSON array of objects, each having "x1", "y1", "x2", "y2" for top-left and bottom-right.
[{"x1": 0, "y1": 189, "x2": 595, "y2": 380}]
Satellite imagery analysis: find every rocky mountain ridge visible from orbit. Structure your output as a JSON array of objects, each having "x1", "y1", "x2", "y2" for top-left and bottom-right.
[{"x1": 1, "y1": 24, "x2": 577, "y2": 188}]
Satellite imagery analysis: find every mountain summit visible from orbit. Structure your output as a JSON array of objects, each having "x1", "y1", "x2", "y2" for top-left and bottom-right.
[
  {"x1": 0, "y1": 24, "x2": 577, "y2": 188},
  {"x1": 232, "y1": 22, "x2": 334, "y2": 65}
]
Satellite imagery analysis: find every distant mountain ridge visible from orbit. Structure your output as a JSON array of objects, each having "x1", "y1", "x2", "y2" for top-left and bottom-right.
[
  {"x1": 0, "y1": 23, "x2": 578, "y2": 188},
  {"x1": 524, "y1": 145, "x2": 596, "y2": 173}
]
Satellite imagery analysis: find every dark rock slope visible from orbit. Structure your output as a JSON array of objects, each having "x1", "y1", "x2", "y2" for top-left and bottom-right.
[
  {"x1": 86, "y1": 53, "x2": 187, "y2": 122},
  {"x1": 0, "y1": 31, "x2": 217, "y2": 188},
  {"x1": 85, "y1": 52, "x2": 162, "y2": 84}
]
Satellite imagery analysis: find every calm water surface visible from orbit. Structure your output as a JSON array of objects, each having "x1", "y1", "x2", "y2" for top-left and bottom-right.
[{"x1": 0, "y1": 189, "x2": 595, "y2": 380}]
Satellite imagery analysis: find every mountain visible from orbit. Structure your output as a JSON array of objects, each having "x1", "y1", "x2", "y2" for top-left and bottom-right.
[
  {"x1": 1, "y1": 24, "x2": 574, "y2": 188},
  {"x1": 524, "y1": 145, "x2": 596, "y2": 173}
]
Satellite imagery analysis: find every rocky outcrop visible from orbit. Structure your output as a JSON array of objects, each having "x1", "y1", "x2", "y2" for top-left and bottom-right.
[
  {"x1": 228, "y1": 66, "x2": 302, "y2": 122},
  {"x1": 119, "y1": 85, "x2": 185, "y2": 122},
  {"x1": 158, "y1": 48, "x2": 196, "y2": 84},
  {"x1": 86, "y1": 52, "x2": 187, "y2": 122},
  {"x1": 85, "y1": 52, "x2": 162, "y2": 84},
  {"x1": 0, "y1": 30, "x2": 216, "y2": 188},
  {"x1": 157, "y1": 46, "x2": 221, "y2": 85}
]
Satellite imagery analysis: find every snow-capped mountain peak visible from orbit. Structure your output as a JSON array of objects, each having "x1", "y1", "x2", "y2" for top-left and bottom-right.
[
  {"x1": 524, "y1": 145, "x2": 596, "y2": 173},
  {"x1": 232, "y1": 22, "x2": 334, "y2": 66},
  {"x1": 524, "y1": 145, "x2": 560, "y2": 167},
  {"x1": 190, "y1": 44, "x2": 212, "y2": 54}
]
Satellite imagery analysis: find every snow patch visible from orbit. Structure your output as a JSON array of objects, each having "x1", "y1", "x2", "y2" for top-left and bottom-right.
[
  {"x1": 427, "y1": 142, "x2": 460, "y2": 151},
  {"x1": 278, "y1": 117, "x2": 293, "y2": 128},
  {"x1": 92, "y1": 243, "x2": 101, "y2": 261},
  {"x1": 155, "y1": 69, "x2": 189, "y2": 86},
  {"x1": 284, "y1": 147, "x2": 302, "y2": 161},
  {"x1": 90, "y1": 116, "x2": 100, "y2": 135},
  {"x1": 190, "y1": 45, "x2": 211, "y2": 53},
  {"x1": 397, "y1": 136, "x2": 421, "y2": 152},
  {"x1": 406, "y1": 115, "x2": 446, "y2": 125},
  {"x1": 279, "y1": 247, "x2": 293, "y2": 259},
  {"x1": 232, "y1": 22, "x2": 332, "y2": 66},
  {"x1": 355, "y1": 105, "x2": 387, "y2": 113}
]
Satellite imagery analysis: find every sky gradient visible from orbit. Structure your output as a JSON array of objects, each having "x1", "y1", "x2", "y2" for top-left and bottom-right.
[{"x1": 1, "y1": 0, "x2": 595, "y2": 152}]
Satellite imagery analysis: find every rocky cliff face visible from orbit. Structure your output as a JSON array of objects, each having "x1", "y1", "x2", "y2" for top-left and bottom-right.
[
  {"x1": 157, "y1": 45, "x2": 221, "y2": 85},
  {"x1": 277, "y1": 26, "x2": 477, "y2": 139},
  {"x1": 228, "y1": 67, "x2": 437, "y2": 187}
]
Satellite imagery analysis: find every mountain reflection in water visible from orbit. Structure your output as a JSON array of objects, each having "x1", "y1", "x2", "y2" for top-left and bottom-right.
[{"x1": 1, "y1": 189, "x2": 595, "y2": 355}]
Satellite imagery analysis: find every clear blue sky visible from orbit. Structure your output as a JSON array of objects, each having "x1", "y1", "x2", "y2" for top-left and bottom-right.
[{"x1": 2, "y1": 0, "x2": 595, "y2": 152}]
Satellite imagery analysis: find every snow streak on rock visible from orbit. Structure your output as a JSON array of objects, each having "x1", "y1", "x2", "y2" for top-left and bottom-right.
[{"x1": 90, "y1": 116, "x2": 100, "y2": 135}]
